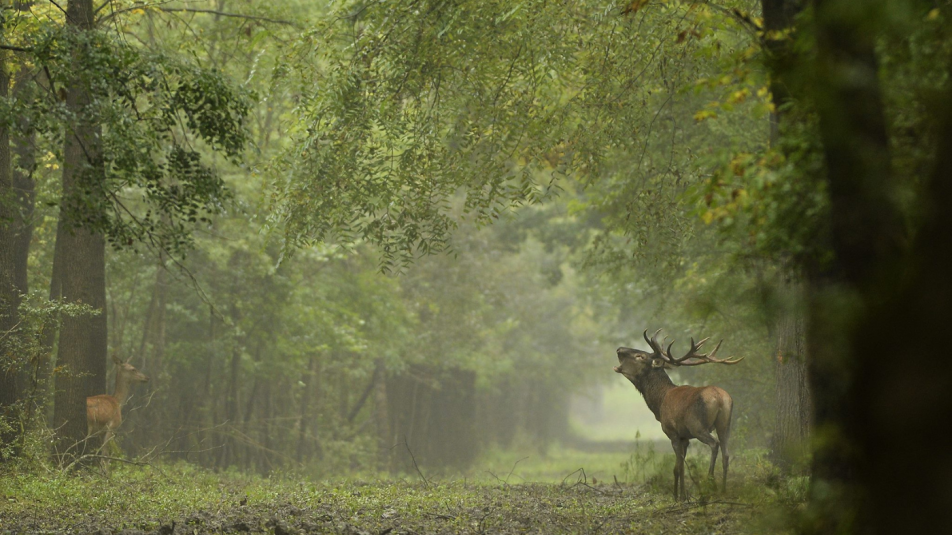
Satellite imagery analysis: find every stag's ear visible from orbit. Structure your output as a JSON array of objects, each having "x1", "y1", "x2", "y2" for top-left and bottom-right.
[{"x1": 651, "y1": 358, "x2": 666, "y2": 368}]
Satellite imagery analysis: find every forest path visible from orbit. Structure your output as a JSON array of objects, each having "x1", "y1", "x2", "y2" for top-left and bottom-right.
[{"x1": 2, "y1": 478, "x2": 769, "y2": 534}]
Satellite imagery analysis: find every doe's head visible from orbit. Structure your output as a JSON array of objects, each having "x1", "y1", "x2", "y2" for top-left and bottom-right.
[{"x1": 112, "y1": 354, "x2": 150, "y2": 384}]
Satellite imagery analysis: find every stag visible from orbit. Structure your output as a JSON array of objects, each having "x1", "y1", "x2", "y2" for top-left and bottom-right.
[
  {"x1": 86, "y1": 355, "x2": 149, "y2": 471},
  {"x1": 614, "y1": 329, "x2": 743, "y2": 500}
]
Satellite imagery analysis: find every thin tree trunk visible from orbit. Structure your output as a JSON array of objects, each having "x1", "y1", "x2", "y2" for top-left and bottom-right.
[
  {"x1": 129, "y1": 259, "x2": 167, "y2": 451},
  {"x1": 297, "y1": 355, "x2": 321, "y2": 462},
  {"x1": 373, "y1": 360, "x2": 390, "y2": 472},
  {"x1": 220, "y1": 343, "x2": 241, "y2": 468}
]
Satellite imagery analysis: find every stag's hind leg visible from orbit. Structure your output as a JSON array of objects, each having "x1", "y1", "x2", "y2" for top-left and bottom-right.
[
  {"x1": 694, "y1": 430, "x2": 720, "y2": 483},
  {"x1": 714, "y1": 406, "x2": 733, "y2": 492}
]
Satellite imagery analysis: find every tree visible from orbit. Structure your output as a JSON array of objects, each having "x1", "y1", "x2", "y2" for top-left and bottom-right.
[
  {"x1": 0, "y1": 0, "x2": 253, "y2": 460},
  {"x1": 50, "y1": 0, "x2": 109, "y2": 459},
  {"x1": 762, "y1": 0, "x2": 812, "y2": 472},
  {"x1": 0, "y1": 0, "x2": 39, "y2": 459},
  {"x1": 0, "y1": 40, "x2": 20, "y2": 457}
]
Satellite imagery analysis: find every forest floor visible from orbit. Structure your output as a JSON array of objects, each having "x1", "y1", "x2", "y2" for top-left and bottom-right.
[{"x1": 0, "y1": 447, "x2": 805, "y2": 534}]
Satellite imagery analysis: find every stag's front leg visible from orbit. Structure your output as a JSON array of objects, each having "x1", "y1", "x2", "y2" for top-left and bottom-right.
[
  {"x1": 671, "y1": 438, "x2": 690, "y2": 501},
  {"x1": 670, "y1": 439, "x2": 682, "y2": 501}
]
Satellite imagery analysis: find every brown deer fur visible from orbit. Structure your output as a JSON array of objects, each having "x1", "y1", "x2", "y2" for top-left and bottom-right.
[
  {"x1": 614, "y1": 331, "x2": 739, "y2": 500},
  {"x1": 86, "y1": 355, "x2": 148, "y2": 469}
]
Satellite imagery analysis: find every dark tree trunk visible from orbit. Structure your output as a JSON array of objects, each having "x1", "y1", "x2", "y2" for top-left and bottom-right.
[
  {"x1": 762, "y1": 0, "x2": 803, "y2": 141},
  {"x1": 761, "y1": 0, "x2": 812, "y2": 473},
  {"x1": 852, "y1": 60, "x2": 952, "y2": 532},
  {"x1": 0, "y1": 49, "x2": 21, "y2": 457},
  {"x1": 11, "y1": 71, "x2": 38, "y2": 421},
  {"x1": 51, "y1": 0, "x2": 109, "y2": 461},
  {"x1": 803, "y1": 0, "x2": 904, "y2": 530}
]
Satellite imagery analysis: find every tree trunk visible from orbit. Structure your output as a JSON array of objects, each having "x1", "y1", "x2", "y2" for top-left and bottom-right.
[
  {"x1": 373, "y1": 360, "x2": 391, "y2": 472},
  {"x1": 296, "y1": 356, "x2": 315, "y2": 462},
  {"x1": 0, "y1": 49, "x2": 21, "y2": 458},
  {"x1": 11, "y1": 70, "x2": 39, "y2": 424},
  {"x1": 131, "y1": 260, "x2": 167, "y2": 450},
  {"x1": 51, "y1": 0, "x2": 109, "y2": 462},
  {"x1": 772, "y1": 276, "x2": 811, "y2": 471},
  {"x1": 852, "y1": 58, "x2": 952, "y2": 532},
  {"x1": 804, "y1": 0, "x2": 904, "y2": 530},
  {"x1": 761, "y1": 0, "x2": 812, "y2": 474}
]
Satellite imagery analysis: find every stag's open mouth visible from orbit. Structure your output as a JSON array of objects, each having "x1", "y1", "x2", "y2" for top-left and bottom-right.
[{"x1": 613, "y1": 365, "x2": 621, "y2": 373}]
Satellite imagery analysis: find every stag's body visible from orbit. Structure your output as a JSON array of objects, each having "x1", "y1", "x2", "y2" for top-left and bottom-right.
[
  {"x1": 86, "y1": 356, "x2": 148, "y2": 470},
  {"x1": 615, "y1": 330, "x2": 741, "y2": 501}
]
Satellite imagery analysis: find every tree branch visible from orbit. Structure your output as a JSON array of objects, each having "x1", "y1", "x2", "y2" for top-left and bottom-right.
[{"x1": 155, "y1": 7, "x2": 297, "y2": 27}]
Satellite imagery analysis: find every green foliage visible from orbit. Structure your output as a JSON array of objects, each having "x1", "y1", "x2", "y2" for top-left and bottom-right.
[{"x1": 3, "y1": 13, "x2": 251, "y2": 257}]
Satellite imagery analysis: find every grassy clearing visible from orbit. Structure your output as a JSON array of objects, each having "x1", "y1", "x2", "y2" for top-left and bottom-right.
[{"x1": 0, "y1": 447, "x2": 805, "y2": 534}]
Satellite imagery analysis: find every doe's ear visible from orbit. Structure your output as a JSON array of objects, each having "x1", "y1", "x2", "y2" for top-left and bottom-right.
[{"x1": 111, "y1": 354, "x2": 123, "y2": 365}]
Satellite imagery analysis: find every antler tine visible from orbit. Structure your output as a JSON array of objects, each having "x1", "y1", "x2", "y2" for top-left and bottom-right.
[
  {"x1": 663, "y1": 335, "x2": 743, "y2": 366},
  {"x1": 674, "y1": 339, "x2": 746, "y2": 366},
  {"x1": 643, "y1": 328, "x2": 667, "y2": 358}
]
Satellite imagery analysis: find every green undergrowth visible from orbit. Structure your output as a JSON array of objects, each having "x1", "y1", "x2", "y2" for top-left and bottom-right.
[{"x1": 0, "y1": 448, "x2": 806, "y2": 534}]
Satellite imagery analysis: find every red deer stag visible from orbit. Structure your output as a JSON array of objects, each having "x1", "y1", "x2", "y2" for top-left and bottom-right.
[
  {"x1": 614, "y1": 329, "x2": 743, "y2": 500},
  {"x1": 86, "y1": 355, "x2": 149, "y2": 471}
]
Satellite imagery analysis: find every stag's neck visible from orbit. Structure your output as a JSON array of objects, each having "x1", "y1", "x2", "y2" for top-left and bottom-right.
[
  {"x1": 113, "y1": 377, "x2": 133, "y2": 406},
  {"x1": 627, "y1": 368, "x2": 676, "y2": 421}
]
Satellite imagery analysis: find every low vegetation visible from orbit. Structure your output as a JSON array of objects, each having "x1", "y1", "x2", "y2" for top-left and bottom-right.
[{"x1": 0, "y1": 446, "x2": 804, "y2": 534}]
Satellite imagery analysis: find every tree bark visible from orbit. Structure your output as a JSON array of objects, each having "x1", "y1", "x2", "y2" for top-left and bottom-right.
[
  {"x1": 0, "y1": 49, "x2": 21, "y2": 457},
  {"x1": 772, "y1": 276, "x2": 811, "y2": 471},
  {"x1": 51, "y1": 0, "x2": 109, "y2": 461}
]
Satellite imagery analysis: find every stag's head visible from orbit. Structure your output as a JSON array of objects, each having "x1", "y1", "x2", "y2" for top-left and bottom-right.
[
  {"x1": 613, "y1": 329, "x2": 743, "y2": 379},
  {"x1": 614, "y1": 346, "x2": 666, "y2": 380}
]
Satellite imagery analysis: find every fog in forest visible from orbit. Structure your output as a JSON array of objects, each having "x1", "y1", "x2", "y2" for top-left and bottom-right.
[{"x1": 2, "y1": 1, "x2": 951, "y2": 533}]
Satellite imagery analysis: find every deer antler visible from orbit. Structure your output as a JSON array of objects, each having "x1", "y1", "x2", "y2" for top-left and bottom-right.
[
  {"x1": 662, "y1": 336, "x2": 744, "y2": 366},
  {"x1": 643, "y1": 329, "x2": 666, "y2": 358}
]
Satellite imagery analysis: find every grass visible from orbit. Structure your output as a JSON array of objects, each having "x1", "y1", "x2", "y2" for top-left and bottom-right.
[{"x1": 0, "y1": 445, "x2": 805, "y2": 534}]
